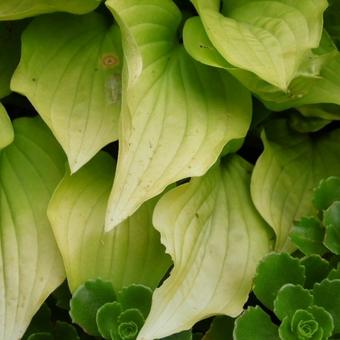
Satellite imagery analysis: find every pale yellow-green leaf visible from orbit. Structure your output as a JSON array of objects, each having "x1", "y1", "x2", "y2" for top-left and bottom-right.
[
  {"x1": 0, "y1": 117, "x2": 66, "y2": 340},
  {"x1": 251, "y1": 119, "x2": 340, "y2": 252},
  {"x1": 0, "y1": 0, "x2": 100, "y2": 20},
  {"x1": 0, "y1": 103, "x2": 14, "y2": 149},
  {"x1": 193, "y1": 0, "x2": 327, "y2": 90},
  {"x1": 48, "y1": 152, "x2": 171, "y2": 293},
  {"x1": 104, "y1": 0, "x2": 252, "y2": 230},
  {"x1": 138, "y1": 156, "x2": 272, "y2": 339},
  {"x1": 11, "y1": 13, "x2": 122, "y2": 172}
]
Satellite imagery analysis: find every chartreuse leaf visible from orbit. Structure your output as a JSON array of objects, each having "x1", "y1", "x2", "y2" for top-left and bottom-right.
[
  {"x1": 192, "y1": 0, "x2": 327, "y2": 90},
  {"x1": 274, "y1": 284, "x2": 313, "y2": 321},
  {"x1": 233, "y1": 306, "x2": 279, "y2": 340},
  {"x1": 11, "y1": 13, "x2": 122, "y2": 172},
  {"x1": 313, "y1": 279, "x2": 340, "y2": 333},
  {"x1": 253, "y1": 253, "x2": 305, "y2": 310},
  {"x1": 0, "y1": 22, "x2": 24, "y2": 98},
  {"x1": 0, "y1": 103, "x2": 14, "y2": 149},
  {"x1": 313, "y1": 176, "x2": 340, "y2": 211},
  {"x1": 137, "y1": 156, "x2": 272, "y2": 339},
  {"x1": 0, "y1": 0, "x2": 99, "y2": 20},
  {"x1": 290, "y1": 217, "x2": 327, "y2": 256},
  {"x1": 251, "y1": 119, "x2": 340, "y2": 251},
  {"x1": 0, "y1": 117, "x2": 66, "y2": 340},
  {"x1": 323, "y1": 202, "x2": 340, "y2": 254},
  {"x1": 48, "y1": 152, "x2": 171, "y2": 293},
  {"x1": 279, "y1": 306, "x2": 334, "y2": 340},
  {"x1": 300, "y1": 255, "x2": 330, "y2": 289},
  {"x1": 70, "y1": 278, "x2": 116, "y2": 336},
  {"x1": 183, "y1": 16, "x2": 340, "y2": 112},
  {"x1": 104, "y1": 0, "x2": 252, "y2": 230}
]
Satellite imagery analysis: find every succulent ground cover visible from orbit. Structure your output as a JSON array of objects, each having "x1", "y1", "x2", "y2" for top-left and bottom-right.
[{"x1": 1, "y1": 0, "x2": 340, "y2": 339}]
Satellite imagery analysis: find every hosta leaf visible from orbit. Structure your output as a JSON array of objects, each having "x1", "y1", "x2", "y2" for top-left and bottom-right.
[
  {"x1": 183, "y1": 16, "x2": 340, "y2": 112},
  {"x1": 0, "y1": 0, "x2": 100, "y2": 20},
  {"x1": 233, "y1": 307, "x2": 279, "y2": 340},
  {"x1": 0, "y1": 103, "x2": 14, "y2": 149},
  {"x1": 0, "y1": 22, "x2": 24, "y2": 98},
  {"x1": 11, "y1": 13, "x2": 122, "y2": 172},
  {"x1": 0, "y1": 117, "x2": 66, "y2": 340},
  {"x1": 251, "y1": 119, "x2": 340, "y2": 251},
  {"x1": 104, "y1": 0, "x2": 252, "y2": 230},
  {"x1": 48, "y1": 152, "x2": 171, "y2": 293},
  {"x1": 137, "y1": 156, "x2": 272, "y2": 339},
  {"x1": 313, "y1": 279, "x2": 340, "y2": 333},
  {"x1": 192, "y1": 0, "x2": 327, "y2": 90}
]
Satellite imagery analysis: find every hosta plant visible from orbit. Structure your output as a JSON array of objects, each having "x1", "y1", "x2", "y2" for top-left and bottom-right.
[{"x1": 1, "y1": 0, "x2": 340, "y2": 339}]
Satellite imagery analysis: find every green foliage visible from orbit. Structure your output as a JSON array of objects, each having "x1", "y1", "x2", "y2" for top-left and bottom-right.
[
  {"x1": 291, "y1": 176, "x2": 340, "y2": 257},
  {"x1": 69, "y1": 279, "x2": 153, "y2": 340},
  {"x1": 253, "y1": 253, "x2": 305, "y2": 309},
  {"x1": 3, "y1": 0, "x2": 340, "y2": 339}
]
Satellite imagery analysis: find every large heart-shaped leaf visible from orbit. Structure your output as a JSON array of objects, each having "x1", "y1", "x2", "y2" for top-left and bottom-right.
[
  {"x1": 0, "y1": 0, "x2": 99, "y2": 20},
  {"x1": 0, "y1": 103, "x2": 14, "y2": 149},
  {"x1": 137, "y1": 156, "x2": 272, "y2": 339},
  {"x1": 183, "y1": 16, "x2": 340, "y2": 112},
  {"x1": 192, "y1": 0, "x2": 327, "y2": 90},
  {"x1": 11, "y1": 13, "x2": 122, "y2": 172},
  {"x1": 251, "y1": 119, "x2": 340, "y2": 251},
  {"x1": 104, "y1": 0, "x2": 252, "y2": 230},
  {"x1": 48, "y1": 152, "x2": 171, "y2": 293},
  {"x1": 0, "y1": 117, "x2": 66, "y2": 340}
]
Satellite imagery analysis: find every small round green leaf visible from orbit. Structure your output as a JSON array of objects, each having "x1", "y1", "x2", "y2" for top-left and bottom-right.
[
  {"x1": 69, "y1": 278, "x2": 116, "y2": 336},
  {"x1": 161, "y1": 330, "x2": 193, "y2": 340},
  {"x1": 313, "y1": 279, "x2": 340, "y2": 333},
  {"x1": 253, "y1": 253, "x2": 305, "y2": 309},
  {"x1": 117, "y1": 309, "x2": 145, "y2": 340},
  {"x1": 27, "y1": 334, "x2": 53, "y2": 340},
  {"x1": 279, "y1": 307, "x2": 332, "y2": 340},
  {"x1": 323, "y1": 201, "x2": 340, "y2": 254},
  {"x1": 96, "y1": 301, "x2": 122, "y2": 340},
  {"x1": 203, "y1": 316, "x2": 234, "y2": 340},
  {"x1": 290, "y1": 217, "x2": 327, "y2": 256},
  {"x1": 118, "y1": 284, "x2": 152, "y2": 319},
  {"x1": 274, "y1": 284, "x2": 313, "y2": 321},
  {"x1": 328, "y1": 267, "x2": 340, "y2": 280},
  {"x1": 300, "y1": 255, "x2": 331, "y2": 289},
  {"x1": 54, "y1": 321, "x2": 79, "y2": 340},
  {"x1": 313, "y1": 177, "x2": 340, "y2": 211},
  {"x1": 233, "y1": 307, "x2": 279, "y2": 340}
]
